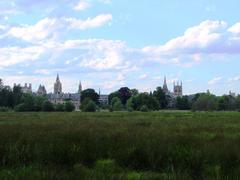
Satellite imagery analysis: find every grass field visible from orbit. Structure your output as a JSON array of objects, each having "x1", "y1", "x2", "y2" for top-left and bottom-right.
[{"x1": 0, "y1": 112, "x2": 240, "y2": 179}]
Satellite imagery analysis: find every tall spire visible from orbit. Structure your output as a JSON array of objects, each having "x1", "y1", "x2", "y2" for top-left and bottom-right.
[
  {"x1": 78, "y1": 81, "x2": 82, "y2": 94},
  {"x1": 163, "y1": 76, "x2": 169, "y2": 94},
  {"x1": 56, "y1": 74, "x2": 59, "y2": 81}
]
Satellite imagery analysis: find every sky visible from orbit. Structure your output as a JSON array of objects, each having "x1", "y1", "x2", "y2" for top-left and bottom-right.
[{"x1": 0, "y1": 0, "x2": 240, "y2": 95}]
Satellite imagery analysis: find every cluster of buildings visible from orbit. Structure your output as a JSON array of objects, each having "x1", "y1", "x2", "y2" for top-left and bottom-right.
[
  {"x1": 15, "y1": 75, "x2": 184, "y2": 109},
  {"x1": 15, "y1": 75, "x2": 185, "y2": 109},
  {"x1": 16, "y1": 74, "x2": 108, "y2": 110}
]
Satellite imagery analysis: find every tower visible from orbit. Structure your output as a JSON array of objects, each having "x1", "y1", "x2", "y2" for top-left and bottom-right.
[
  {"x1": 163, "y1": 76, "x2": 169, "y2": 94},
  {"x1": 173, "y1": 81, "x2": 183, "y2": 97},
  {"x1": 78, "y1": 81, "x2": 82, "y2": 94},
  {"x1": 54, "y1": 74, "x2": 62, "y2": 94}
]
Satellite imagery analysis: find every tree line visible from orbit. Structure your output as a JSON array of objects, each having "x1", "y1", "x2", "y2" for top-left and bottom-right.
[
  {"x1": 0, "y1": 79, "x2": 75, "y2": 112},
  {"x1": 1, "y1": 78, "x2": 240, "y2": 112}
]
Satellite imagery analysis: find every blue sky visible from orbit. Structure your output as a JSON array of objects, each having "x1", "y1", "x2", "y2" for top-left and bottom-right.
[{"x1": 0, "y1": 0, "x2": 240, "y2": 95}]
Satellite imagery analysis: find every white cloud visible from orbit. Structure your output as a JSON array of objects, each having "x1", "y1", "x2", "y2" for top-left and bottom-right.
[
  {"x1": 0, "y1": 46, "x2": 44, "y2": 67},
  {"x1": 99, "y1": 0, "x2": 112, "y2": 4},
  {"x1": 139, "y1": 74, "x2": 148, "y2": 80},
  {"x1": 142, "y1": 20, "x2": 240, "y2": 66},
  {"x1": 35, "y1": 69, "x2": 50, "y2": 75},
  {"x1": 228, "y1": 22, "x2": 240, "y2": 34},
  {"x1": 6, "y1": 14, "x2": 113, "y2": 42},
  {"x1": 74, "y1": 0, "x2": 91, "y2": 11},
  {"x1": 228, "y1": 76, "x2": 240, "y2": 83},
  {"x1": 208, "y1": 77, "x2": 222, "y2": 85},
  {"x1": 7, "y1": 18, "x2": 59, "y2": 42},
  {"x1": 65, "y1": 14, "x2": 112, "y2": 30}
]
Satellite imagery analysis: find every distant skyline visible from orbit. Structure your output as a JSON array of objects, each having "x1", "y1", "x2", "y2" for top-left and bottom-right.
[{"x1": 0, "y1": 0, "x2": 240, "y2": 95}]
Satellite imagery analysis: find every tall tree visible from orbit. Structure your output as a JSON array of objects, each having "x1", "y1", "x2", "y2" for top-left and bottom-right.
[
  {"x1": 153, "y1": 87, "x2": 168, "y2": 109},
  {"x1": 81, "y1": 89, "x2": 99, "y2": 104},
  {"x1": 118, "y1": 87, "x2": 132, "y2": 105}
]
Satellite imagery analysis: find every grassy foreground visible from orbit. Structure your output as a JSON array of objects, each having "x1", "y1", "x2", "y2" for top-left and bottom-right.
[{"x1": 0, "y1": 112, "x2": 240, "y2": 179}]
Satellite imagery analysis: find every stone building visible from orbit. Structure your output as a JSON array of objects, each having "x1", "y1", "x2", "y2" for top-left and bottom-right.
[
  {"x1": 14, "y1": 83, "x2": 32, "y2": 93},
  {"x1": 47, "y1": 75, "x2": 82, "y2": 110},
  {"x1": 162, "y1": 77, "x2": 183, "y2": 108},
  {"x1": 37, "y1": 85, "x2": 47, "y2": 95}
]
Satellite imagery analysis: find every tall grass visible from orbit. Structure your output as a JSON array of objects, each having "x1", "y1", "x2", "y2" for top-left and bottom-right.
[{"x1": 0, "y1": 112, "x2": 240, "y2": 179}]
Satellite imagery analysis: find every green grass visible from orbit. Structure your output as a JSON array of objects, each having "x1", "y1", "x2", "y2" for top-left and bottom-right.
[{"x1": 0, "y1": 111, "x2": 240, "y2": 179}]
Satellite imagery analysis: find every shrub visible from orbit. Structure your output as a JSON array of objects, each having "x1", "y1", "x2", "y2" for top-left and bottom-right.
[
  {"x1": 64, "y1": 101, "x2": 75, "y2": 112},
  {"x1": 42, "y1": 100, "x2": 55, "y2": 112},
  {"x1": 0, "y1": 107, "x2": 10, "y2": 112},
  {"x1": 140, "y1": 105, "x2": 149, "y2": 112},
  {"x1": 14, "y1": 103, "x2": 27, "y2": 112},
  {"x1": 126, "y1": 98, "x2": 134, "y2": 112},
  {"x1": 192, "y1": 94, "x2": 217, "y2": 111},
  {"x1": 82, "y1": 100, "x2": 97, "y2": 112},
  {"x1": 55, "y1": 103, "x2": 65, "y2": 112}
]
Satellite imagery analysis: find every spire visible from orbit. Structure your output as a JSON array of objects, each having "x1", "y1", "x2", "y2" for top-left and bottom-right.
[
  {"x1": 164, "y1": 76, "x2": 167, "y2": 85},
  {"x1": 56, "y1": 74, "x2": 59, "y2": 81},
  {"x1": 99, "y1": 88, "x2": 101, "y2": 96},
  {"x1": 78, "y1": 81, "x2": 82, "y2": 94}
]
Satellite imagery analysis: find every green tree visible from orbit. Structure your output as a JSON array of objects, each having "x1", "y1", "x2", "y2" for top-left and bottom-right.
[
  {"x1": 81, "y1": 89, "x2": 99, "y2": 104},
  {"x1": 55, "y1": 103, "x2": 65, "y2": 112},
  {"x1": 34, "y1": 96, "x2": 46, "y2": 111},
  {"x1": 176, "y1": 96, "x2": 190, "y2": 110},
  {"x1": 126, "y1": 97, "x2": 134, "y2": 112},
  {"x1": 108, "y1": 91, "x2": 121, "y2": 106},
  {"x1": 12, "y1": 85, "x2": 23, "y2": 107},
  {"x1": 217, "y1": 95, "x2": 236, "y2": 111},
  {"x1": 82, "y1": 100, "x2": 97, "y2": 112},
  {"x1": 64, "y1": 101, "x2": 75, "y2": 112},
  {"x1": 20, "y1": 93, "x2": 35, "y2": 111},
  {"x1": 140, "y1": 105, "x2": 149, "y2": 112},
  {"x1": 153, "y1": 87, "x2": 168, "y2": 109},
  {"x1": 111, "y1": 97, "x2": 123, "y2": 111},
  {"x1": 118, "y1": 87, "x2": 132, "y2": 105},
  {"x1": 192, "y1": 94, "x2": 217, "y2": 111},
  {"x1": 42, "y1": 100, "x2": 55, "y2": 112}
]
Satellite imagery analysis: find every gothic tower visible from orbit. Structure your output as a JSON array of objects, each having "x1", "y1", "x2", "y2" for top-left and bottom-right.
[
  {"x1": 173, "y1": 81, "x2": 183, "y2": 97},
  {"x1": 54, "y1": 74, "x2": 62, "y2": 94},
  {"x1": 163, "y1": 76, "x2": 169, "y2": 94},
  {"x1": 78, "y1": 81, "x2": 82, "y2": 94}
]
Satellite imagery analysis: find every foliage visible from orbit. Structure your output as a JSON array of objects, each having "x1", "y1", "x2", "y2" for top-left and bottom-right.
[
  {"x1": 64, "y1": 101, "x2": 75, "y2": 112},
  {"x1": 153, "y1": 87, "x2": 168, "y2": 109},
  {"x1": 217, "y1": 95, "x2": 236, "y2": 111},
  {"x1": 176, "y1": 96, "x2": 190, "y2": 110},
  {"x1": 108, "y1": 91, "x2": 121, "y2": 106},
  {"x1": 126, "y1": 98, "x2": 134, "y2": 112},
  {"x1": 140, "y1": 105, "x2": 149, "y2": 112},
  {"x1": 81, "y1": 100, "x2": 97, "y2": 112},
  {"x1": 111, "y1": 97, "x2": 123, "y2": 111},
  {"x1": 0, "y1": 107, "x2": 11, "y2": 112},
  {"x1": 55, "y1": 103, "x2": 65, "y2": 112},
  {"x1": 118, "y1": 87, "x2": 132, "y2": 105},
  {"x1": 131, "y1": 93, "x2": 159, "y2": 111},
  {"x1": 192, "y1": 94, "x2": 218, "y2": 111},
  {"x1": 81, "y1": 89, "x2": 99, "y2": 105},
  {"x1": 42, "y1": 100, "x2": 55, "y2": 112}
]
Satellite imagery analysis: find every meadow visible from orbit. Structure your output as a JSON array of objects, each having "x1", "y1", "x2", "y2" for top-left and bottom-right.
[{"x1": 0, "y1": 111, "x2": 240, "y2": 179}]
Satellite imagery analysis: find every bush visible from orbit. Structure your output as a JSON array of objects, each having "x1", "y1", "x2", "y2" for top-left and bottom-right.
[
  {"x1": 14, "y1": 103, "x2": 27, "y2": 112},
  {"x1": 42, "y1": 101, "x2": 55, "y2": 112},
  {"x1": 192, "y1": 94, "x2": 217, "y2": 111},
  {"x1": 0, "y1": 107, "x2": 10, "y2": 112},
  {"x1": 82, "y1": 100, "x2": 97, "y2": 112},
  {"x1": 64, "y1": 101, "x2": 75, "y2": 112},
  {"x1": 55, "y1": 103, "x2": 65, "y2": 112},
  {"x1": 126, "y1": 98, "x2": 134, "y2": 112},
  {"x1": 140, "y1": 105, "x2": 149, "y2": 112}
]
